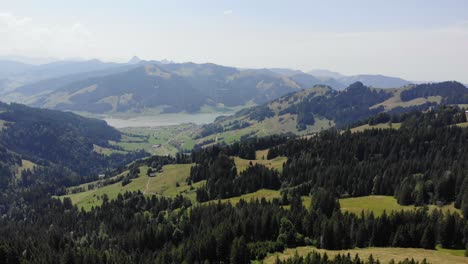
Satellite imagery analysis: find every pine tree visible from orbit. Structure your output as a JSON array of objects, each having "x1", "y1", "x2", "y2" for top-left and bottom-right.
[
  {"x1": 420, "y1": 224, "x2": 435, "y2": 249},
  {"x1": 440, "y1": 214, "x2": 456, "y2": 248},
  {"x1": 461, "y1": 178, "x2": 468, "y2": 218},
  {"x1": 230, "y1": 236, "x2": 250, "y2": 264}
]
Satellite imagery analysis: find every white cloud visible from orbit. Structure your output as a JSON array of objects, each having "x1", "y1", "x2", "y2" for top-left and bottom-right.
[
  {"x1": 223, "y1": 10, "x2": 233, "y2": 15},
  {"x1": 0, "y1": 12, "x2": 94, "y2": 58}
]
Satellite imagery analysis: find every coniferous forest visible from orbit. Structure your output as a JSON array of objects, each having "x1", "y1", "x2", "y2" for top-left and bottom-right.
[{"x1": 0, "y1": 105, "x2": 467, "y2": 263}]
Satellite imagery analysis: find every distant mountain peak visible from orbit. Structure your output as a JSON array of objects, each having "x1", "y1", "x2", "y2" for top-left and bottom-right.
[
  {"x1": 160, "y1": 59, "x2": 174, "y2": 64},
  {"x1": 308, "y1": 69, "x2": 345, "y2": 79},
  {"x1": 128, "y1": 56, "x2": 141, "y2": 64}
]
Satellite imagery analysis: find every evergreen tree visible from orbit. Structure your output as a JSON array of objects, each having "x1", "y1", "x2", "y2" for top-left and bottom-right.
[
  {"x1": 420, "y1": 224, "x2": 435, "y2": 249},
  {"x1": 230, "y1": 236, "x2": 250, "y2": 264}
]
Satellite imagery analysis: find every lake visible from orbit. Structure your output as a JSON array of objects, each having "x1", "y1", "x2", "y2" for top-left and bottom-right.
[{"x1": 104, "y1": 112, "x2": 232, "y2": 128}]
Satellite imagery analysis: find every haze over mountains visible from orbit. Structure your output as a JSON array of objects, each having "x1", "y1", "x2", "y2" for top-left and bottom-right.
[{"x1": 0, "y1": 56, "x2": 429, "y2": 114}]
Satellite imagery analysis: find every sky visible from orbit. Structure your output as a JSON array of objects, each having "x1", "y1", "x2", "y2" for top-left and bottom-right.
[{"x1": 1, "y1": 0, "x2": 468, "y2": 82}]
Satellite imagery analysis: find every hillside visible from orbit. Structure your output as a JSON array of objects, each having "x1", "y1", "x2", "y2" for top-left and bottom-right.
[
  {"x1": 308, "y1": 69, "x2": 412, "y2": 89},
  {"x1": 193, "y1": 81, "x2": 468, "y2": 147},
  {"x1": 0, "y1": 59, "x2": 124, "y2": 95},
  {"x1": 25, "y1": 63, "x2": 319, "y2": 114},
  {"x1": 0, "y1": 102, "x2": 147, "y2": 189},
  {"x1": 2, "y1": 105, "x2": 468, "y2": 263},
  {"x1": 54, "y1": 107, "x2": 468, "y2": 263}
]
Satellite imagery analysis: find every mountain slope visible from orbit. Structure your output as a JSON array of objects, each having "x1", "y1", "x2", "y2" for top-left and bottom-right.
[
  {"x1": 29, "y1": 63, "x2": 313, "y2": 113},
  {"x1": 338, "y1": 74, "x2": 411, "y2": 88},
  {"x1": 4, "y1": 63, "x2": 141, "y2": 104},
  {"x1": 0, "y1": 59, "x2": 124, "y2": 94},
  {"x1": 193, "y1": 81, "x2": 468, "y2": 146},
  {"x1": 0, "y1": 102, "x2": 147, "y2": 177},
  {"x1": 308, "y1": 69, "x2": 411, "y2": 89}
]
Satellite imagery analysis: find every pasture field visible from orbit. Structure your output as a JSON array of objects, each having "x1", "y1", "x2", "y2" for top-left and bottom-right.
[
  {"x1": 233, "y1": 154, "x2": 287, "y2": 173},
  {"x1": 205, "y1": 189, "x2": 312, "y2": 210},
  {"x1": 350, "y1": 122, "x2": 401, "y2": 133},
  {"x1": 15, "y1": 159, "x2": 38, "y2": 178},
  {"x1": 61, "y1": 164, "x2": 194, "y2": 210},
  {"x1": 263, "y1": 246, "x2": 468, "y2": 264},
  {"x1": 340, "y1": 195, "x2": 461, "y2": 216}
]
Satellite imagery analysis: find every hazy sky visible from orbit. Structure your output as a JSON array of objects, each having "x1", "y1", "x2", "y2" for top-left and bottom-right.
[{"x1": 1, "y1": 0, "x2": 468, "y2": 82}]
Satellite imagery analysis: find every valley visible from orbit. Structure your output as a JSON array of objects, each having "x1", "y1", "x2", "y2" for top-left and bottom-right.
[{"x1": 2, "y1": 82, "x2": 468, "y2": 263}]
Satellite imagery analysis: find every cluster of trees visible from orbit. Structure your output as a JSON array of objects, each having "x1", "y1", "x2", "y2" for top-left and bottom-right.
[
  {"x1": 269, "y1": 107, "x2": 468, "y2": 217},
  {"x1": 400, "y1": 81, "x2": 468, "y2": 103},
  {"x1": 1, "y1": 187, "x2": 466, "y2": 263},
  {"x1": 0, "y1": 144, "x2": 21, "y2": 190},
  {"x1": 191, "y1": 135, "x2": 290, "y2": 162},
  {"x1": 196, "y1": 123, "x2": 224, "y2": 138},
  {"x1": 0, "y1": 102, "x2": 149, "y2": 184},
  {"x1": 191, "y1": 156, "x2": 277, "y2": 202},
  {"x1": 194, "y1": 159, "x2": 281, "y2": 202},
  {"x1": 352, "y1": 105, "x2": 466, "y2": 128},
  {"x1": 246, "y1": 105, "x2": 275, "y2": 121}
]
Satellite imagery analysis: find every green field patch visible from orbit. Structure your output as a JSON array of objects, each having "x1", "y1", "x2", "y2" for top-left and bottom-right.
[
  {"x1": 194, "y1": 113, "x2": 334, "y2": 149},
  {"x1": 144, "y1": 164, "x2": 194, "y2": 196},
  {"x1": 350, "y1": 122, "x2": 401, "y2": 133},
  {"x1": 204, "y1": 189, "x2": 313, "y2": 210},
  {"x1": 92, "y1": 144, "x2": 127, "y2": 155},
  {"x1": 15, "y1": 159, "x2": 38, "y2": 178},
  {"x1": 233, "y1": 155, "x2": 287, "y2": 173},
  {"x1": 340, "y1": 195, "x2": 461, "y2": 217},
  {"x1": 435, "y1": 245, "x2": 466, "y2": 257},
  {"x1": 370, "y1": 86, "x2": 442, "y2": 111},
  {"x1": 205, "y1": 189, "x2": 282, "y2": 205},
  {"x1": 456, "y1": 122, "x2": 468, "y2": 128},
  {"x1": 62, "y1": 163, "x2": 194, "y2": 210},
  {"x1": 255, "y1": 149, "x2": 270, "y2": 160},
  {"x1": 263, "y1": 246, "x2": 468, "y2": 264}
]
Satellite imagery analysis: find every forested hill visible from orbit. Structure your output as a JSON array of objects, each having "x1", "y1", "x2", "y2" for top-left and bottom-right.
[
  {"x1": 0, "y1": 106, "x2": 468, "y2": 263},
  {"x1": 0, "y1": 102, "x2": 147, "y2": 191},
  {"x1": 194, "y1": 81, "x2": 468, "y2": 146}
]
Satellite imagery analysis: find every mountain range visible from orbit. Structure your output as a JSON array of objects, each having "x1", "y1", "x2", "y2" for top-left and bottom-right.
[{"x1": 1, "y1": 57, "x2": 423, "y2": 114}]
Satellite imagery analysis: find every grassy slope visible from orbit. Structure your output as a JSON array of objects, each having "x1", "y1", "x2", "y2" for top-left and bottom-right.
[
  {"x1": 340, "y1": 195, "x2": 460, "y2": 217},
  {"x1": 15, "y1": 159, "x2": 38, "y2": 178},
  {"x1": 192, "y1": 88, "x2": 336, "y2": 148},
  {"x1": 233, "y1": 149, "x2": 287, "y2": 173},
  {"x1": 92, "y1": 144, "x2": 127, "y2": 155},
  {"x1": 370, "y1": 86, "x2": 442, "y2": 111},
  {"x1": 263, "y1": 246, "x2": 468, "y2": 264},
  {"x1": 214, "y1": 192, "x2": 461, "y2": 216},
  {"x1": 205, "y1": 189, "x2": 282, "y2": 205},
  {"x1": 350, "y1": 123, "x2": 402, "y2": 133},
  {"x1": 201, "y1": 114, "x2": 333, "y2": 148},
  {"x1": 62, "y1": 164, "x2": 194, "y2": 210},
  {"x1": 204, "y1": 189, "x2": 312, "y2": 210},
  {"x1": 62, "y1": 150, "x2": 288, "y2": 210}
]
